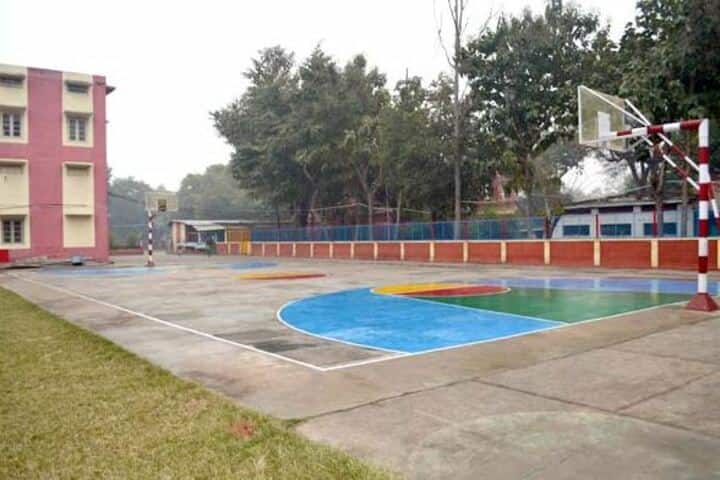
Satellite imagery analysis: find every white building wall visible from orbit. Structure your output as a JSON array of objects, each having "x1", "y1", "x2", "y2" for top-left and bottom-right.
[{"x1": 553, "y1": 207, "x2": 693, "y2": 239}]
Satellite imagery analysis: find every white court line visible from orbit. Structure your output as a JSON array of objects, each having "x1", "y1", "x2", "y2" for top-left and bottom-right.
[{"x1": 9, "y1": 273, "x2": 328, "y2": 372}]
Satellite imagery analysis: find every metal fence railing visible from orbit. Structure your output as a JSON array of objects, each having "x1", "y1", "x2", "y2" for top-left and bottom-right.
[
  {"x1": 252, "y1": 209, "x2": 707, "y2": 242},
  {"x1": 252, "y1": 217, "x2": 550, "y2": 242}
]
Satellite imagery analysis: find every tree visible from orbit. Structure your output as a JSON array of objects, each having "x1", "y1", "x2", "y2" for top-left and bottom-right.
[
  {"x1": 378, "y1": 77, "x2": 442, "y2": 224},
  {"x1": 464, "y1": 1, "x2": 612, "y2": 236},
  {"x1": 598, "y1": 0, "x2": 720, "y2": 236},
  {"x1": 108, "y1": 176, "x2": 154, "y2": 247},
  {"x1": 213, "y1": 46, "x2": 309, "y2": 224},
  {"x1": 177, "y1": 164, "x2": 266, "y2": 220},
  {"x1": 215, "y1": 47, "x2": 394, "y2": 228},
  {"x1": 286, "y1": 47, "x2": 348, "y2": 224},
  {"x1": 339, "y1": 55, "x2": 389, "y2": 237}
]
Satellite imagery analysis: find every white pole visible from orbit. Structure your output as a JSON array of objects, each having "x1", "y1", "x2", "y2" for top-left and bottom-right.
[{"x1": 146, "y1": 209, "x2": 155, "y2": 267}]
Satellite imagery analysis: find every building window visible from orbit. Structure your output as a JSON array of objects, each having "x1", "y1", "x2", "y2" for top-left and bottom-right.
[
  {"x1": 66, "y1": 164, "x2": 90, "y2": 177},
  {"x1": 643, "y1": 222, "x2": 678, "y2": 236},
  {"x1": 1, "y1": 111, "x2": 22, "y2": 138},
  {"x1": 66, "y1": 82, "x2": 90, "y2": 94},
  {"x1": 562, "y1": 224, "x2": 590, "y2": 237},
  {"x1": 201, "y1": 230, "x2": 225, "y2": 243},
  {"x1": 2, "y1": 218, "x2": 23, "y2": 244},
  {"x1": 67, "y1": 115, "x2": 88, "y2": 142},
  {"x1": 0, "y1": 74, "x2": 24, "y2": 88},
  {"x1": 600, "y1": 223, "x2": 632, "y2": 237},
  {"x1": 0, "y1": 163, "x2": 23, "y2": 177}
]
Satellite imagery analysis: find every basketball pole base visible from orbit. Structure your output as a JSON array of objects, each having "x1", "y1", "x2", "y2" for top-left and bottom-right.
[{"x1": 686, "y1": 293, "x2": 719, "y2": 312}]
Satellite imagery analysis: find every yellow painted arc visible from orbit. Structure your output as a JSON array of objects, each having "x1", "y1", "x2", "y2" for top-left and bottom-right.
[
  {"x1": 238, "y1": 271, "x2": 322, "y2": 280},
  {"x1": 372, "y1": 283, "x2": 467, "y2": 295}
]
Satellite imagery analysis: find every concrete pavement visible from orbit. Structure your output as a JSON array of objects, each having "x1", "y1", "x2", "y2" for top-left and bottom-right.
[{"x1": 2, "y1": 254, "x2": 719, "y2": 479}]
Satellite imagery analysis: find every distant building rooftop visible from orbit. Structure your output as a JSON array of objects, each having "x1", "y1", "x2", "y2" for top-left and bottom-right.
[
  {"x1": 172, "y1": 219, "x2": 257, "y2": 226},
  {"x1": 565, "y1": 196, "x2": 691, "y2": 211},
  {"x1": 170, "y1": 219, "x2": 291, "y2": 230}
]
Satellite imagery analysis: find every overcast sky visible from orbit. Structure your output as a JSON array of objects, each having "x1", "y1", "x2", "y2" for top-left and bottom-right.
[{"x1": 0, "y1": 0, "x2": 636, "y2": 191}]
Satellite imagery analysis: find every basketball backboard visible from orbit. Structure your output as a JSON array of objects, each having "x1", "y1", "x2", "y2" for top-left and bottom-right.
[
  {"x1": 145, "y1": 191, "x2": 178, "y2": 213},
  {"x1": 578, "y1": 86, "x2": 633, "y2": 152}
]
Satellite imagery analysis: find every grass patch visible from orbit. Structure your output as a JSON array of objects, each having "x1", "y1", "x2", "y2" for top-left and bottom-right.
[{"x1": 0, "y1": 287, "x2": 395, "y2": 479}]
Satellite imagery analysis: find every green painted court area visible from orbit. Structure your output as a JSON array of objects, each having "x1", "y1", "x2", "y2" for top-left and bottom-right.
[{"x1": 427, "y1": 287, "x2": 691, "y2": 323}]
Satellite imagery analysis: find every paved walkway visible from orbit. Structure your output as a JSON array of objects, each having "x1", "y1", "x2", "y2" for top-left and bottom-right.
[{"x1": 2, "y1": 255, "x2": 719, "y2": 479}]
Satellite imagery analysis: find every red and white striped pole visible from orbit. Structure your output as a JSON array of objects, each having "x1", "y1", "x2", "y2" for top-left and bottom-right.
[
  {"x1": 687, "y1": 119, "x2": 718, "y2": 310},
  {"x1": 603, "y1": 119, "x2": 717, "y2": 311},
  {"x1": 146, "y1": 209, "x2": 155, "y2": 267}
]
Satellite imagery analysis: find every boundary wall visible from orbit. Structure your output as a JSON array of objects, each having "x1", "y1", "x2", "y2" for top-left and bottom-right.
[{"x1": 247, "y1": 239, "x2": 719, "y2": 271}]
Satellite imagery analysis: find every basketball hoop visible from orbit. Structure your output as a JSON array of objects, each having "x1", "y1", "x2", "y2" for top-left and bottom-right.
[
  {"x1": 143, "y1": 191, "x2": 178, "y2": 267},
  {"x1": 578, "y1": 85, "x2": 717, "y2": 311},
  {"x1": 145, "y1": 191, "x2": 178, "y2": 214}
]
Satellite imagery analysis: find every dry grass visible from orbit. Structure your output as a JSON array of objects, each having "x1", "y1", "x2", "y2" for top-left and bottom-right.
[{"x1": 0, "y1": 287, "x2": 395, "y2": 479}]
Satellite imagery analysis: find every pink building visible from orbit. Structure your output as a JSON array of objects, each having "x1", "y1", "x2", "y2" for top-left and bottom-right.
[{"x1": 0, "y1": 64, "x2": 112, "y2": 262}]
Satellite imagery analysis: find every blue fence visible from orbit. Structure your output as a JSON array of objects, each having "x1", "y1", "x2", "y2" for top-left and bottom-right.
[
  {"x1": 252, "y1": 217, "x2": 549, "y2": 242},
  {"x1": 252, "y1": 208, "x2": 710, "y2": 242}
]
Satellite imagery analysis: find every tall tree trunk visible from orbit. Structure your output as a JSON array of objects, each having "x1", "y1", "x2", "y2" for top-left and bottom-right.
[
  {"x1": 454, "y1": 155, "x2": 461, "y2": 238},
  {"x1": 542, "y1": 196, "x2": 552, "y2": 239},
  {"x1": 452, "y1": 0, "x2": 462, "y2": 239},
  {"x1": 525, "y1": 202, "x2": 534, "y2": 239},
  {"x1": 384, "y1": 185, "x2": 391, "y2": 241},
  {"x1": 681, "y1": 179, "x2": 688, "y2": 237},
  {"x1": 396, "y1": 191, "x2": 403, "y2": 240},
  {"x1": 296, "y1": 201, "x2": 308, "y2": 227},
  {"x1": 654, "y1": 193, "x2": 665, "y2": 237},
  {"x1": 367, "y1": 191, "x2": 374, "y2": 241},
  {"x1": 655, "y1": 197, "x2": 664, "y2": 237},
  {"x1": 524, "y1": 158, "x2": 534, "y2": 239},
  {"x1": 396, "y1": 191, "x2": 403, "y2": 225},
  {"x1": 651, "y1": 158, "x2": 666, "y2": 238},
  {"x1": 308, "y1": 189, "x2": 320, "y2": 227}
]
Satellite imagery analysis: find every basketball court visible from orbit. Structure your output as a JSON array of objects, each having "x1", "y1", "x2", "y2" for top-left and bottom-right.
[{"x1": 2, "y1": 253, "x2": 719, "y2": 478}]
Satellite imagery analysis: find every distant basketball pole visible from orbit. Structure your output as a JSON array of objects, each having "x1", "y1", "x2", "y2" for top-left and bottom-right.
[
  {"x1": 144, "y1": 191, "x2": 178, "y2": 268},
  {"x1": 146, "y1": 209, "x2": 155, "y2": 267}
]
